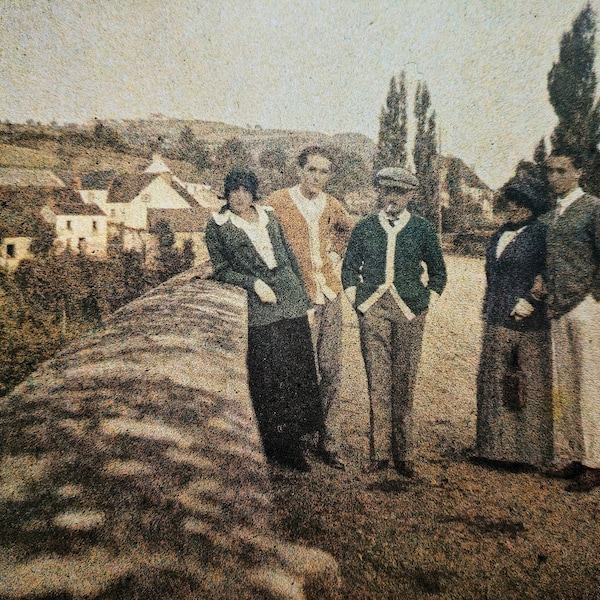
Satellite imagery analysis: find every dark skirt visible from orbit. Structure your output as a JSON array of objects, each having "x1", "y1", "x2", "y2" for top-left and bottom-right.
[
  {"x1": 247, "y1": 315, "x2": 323, "y2": 459},
  {"x1": 476, "y1": 323, "x2": 553, "y2": 468}
]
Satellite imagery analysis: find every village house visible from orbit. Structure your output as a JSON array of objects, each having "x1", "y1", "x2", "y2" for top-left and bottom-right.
[{"x1": 40, "y1": 189, "x2": 108, "y2": 257}]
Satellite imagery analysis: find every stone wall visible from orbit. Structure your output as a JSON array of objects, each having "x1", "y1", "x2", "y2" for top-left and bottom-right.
[{"x1": 0, "y1": 275, "x2": 339, "y2": 599}]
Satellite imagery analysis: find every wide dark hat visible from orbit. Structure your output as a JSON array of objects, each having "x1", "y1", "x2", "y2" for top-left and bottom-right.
[
  {"x1": 223, "y1": 167, "x2": 259, "y2": 201},
  {"x1": 502, "y1": 172, "x2": 551, "y2": 216}
]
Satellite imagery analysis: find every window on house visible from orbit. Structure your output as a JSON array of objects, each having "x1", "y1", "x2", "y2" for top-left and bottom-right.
[
  {"x1": 6, "y1": 244, "x2": 15, "y2": 258},
  {"x1": 66, "y1": 220, "x2": 72, "y2": 230},
  {"x1": 92, "y1": 220, "x2": 98, "y2": 231}
]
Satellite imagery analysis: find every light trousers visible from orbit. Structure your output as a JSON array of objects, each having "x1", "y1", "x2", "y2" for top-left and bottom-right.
[
  {"x1": 358, "y1": 291, "x2": 426, "y2": 464},
  {"x1": 552, "y1": 295, "x2": 600, "y2": 469}
]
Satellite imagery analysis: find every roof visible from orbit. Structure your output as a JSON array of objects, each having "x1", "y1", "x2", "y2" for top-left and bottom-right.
[
  {"x1": 55, "y1": 170, "x2": 115, "y2": 190},
  {"x1": 0, "y1": 187, "x2": 53, "y2": 237},
  {"x1": 80, "y1": 170, "x2": 116, "y2": 190},
  {"x1": 47, "y1": 189, "x2": 107, "y2": 216},
  {"x1": 170, "y1": 179, "x2": 199, "y2": 207},
  {"x1": 147, "y1": 207, "x2": 211, "y2": 233},
  {"x1": 0, "y1": 168, "x2": 65, "y2": 188},
  {"x1": 107, "y1": 173, "x2": 158, "y2": 204},
  {"x1": 145, "y1": 154, "x2": 172, "y2": 174}
]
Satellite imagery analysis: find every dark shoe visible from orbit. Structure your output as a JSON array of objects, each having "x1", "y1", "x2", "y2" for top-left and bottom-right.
[
  {"x1": 394, "y1": 461, "x2": 415, "y2": 478},
  {"x1": 544, "y1": 461, "x2": 584, "y2": 479},
  {"x1": 318, "y1": 449, "x2": 346, "y2": 470},
  {"x1": 565, "y1": 468, "x2": 600, "y2": 493},
  {"x1": 363, "y1": 459, "x2": 389, "y2": 474}
]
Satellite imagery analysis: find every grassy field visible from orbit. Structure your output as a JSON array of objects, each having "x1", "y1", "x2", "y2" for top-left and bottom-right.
[{"x1": 270, "y1": 255, "x2": 600, "y2": 600}]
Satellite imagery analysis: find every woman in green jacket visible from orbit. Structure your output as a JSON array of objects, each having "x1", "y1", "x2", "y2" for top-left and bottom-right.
[{"x1": 205, "y1": 168, "x2": 321, "y2": 472}]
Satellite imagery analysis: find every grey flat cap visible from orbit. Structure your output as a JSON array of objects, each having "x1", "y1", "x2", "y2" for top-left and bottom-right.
[{"x1": 375, "y1": 167, "x2": 419, "y2": 190}]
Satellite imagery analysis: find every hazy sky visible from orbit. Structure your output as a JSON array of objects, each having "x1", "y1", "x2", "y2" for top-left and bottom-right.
[{"x1": 1, "y1": 0, "x2": 599, "y2": 188}]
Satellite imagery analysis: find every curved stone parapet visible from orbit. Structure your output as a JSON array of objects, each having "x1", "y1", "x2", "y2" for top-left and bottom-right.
[{"x1": 0, "y1": 275, "x2": 339, "y2": 599}]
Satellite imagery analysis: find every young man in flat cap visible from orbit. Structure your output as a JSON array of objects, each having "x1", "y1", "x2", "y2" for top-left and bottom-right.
[
  {"x1": 342, "y1": 167, "x2": 447, "y2": 476},
  {"x1": 267, "y1": 146, "x2": 353, "y2": 470},
  {"x1": 541, "y1": 149, "x2": 600, "y2": 492}
]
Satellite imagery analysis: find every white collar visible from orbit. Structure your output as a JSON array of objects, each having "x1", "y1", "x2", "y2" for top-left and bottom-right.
[
  {"x1": 212, "y1": 204, "x2": 273, "y2": 226},
  {"x1": 557, "y1": 186, "x2": 585, "y2": 205},
  {"x1": 378, "y1": 209, "x2": 410, "y2": 233},
  {"x1": 290, "y1": 185, "x2": 326, "y2": 206}
]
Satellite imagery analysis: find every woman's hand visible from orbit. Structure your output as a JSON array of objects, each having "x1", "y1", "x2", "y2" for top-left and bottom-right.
[
  {"x1": 510, "y1": 297, "x2": 535, "y2": 321},
  {"x1": 254, "y1": 279, "x2": 277, "y2": 304}
]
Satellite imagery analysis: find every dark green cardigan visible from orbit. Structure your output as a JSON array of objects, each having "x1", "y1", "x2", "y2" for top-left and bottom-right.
[
  {"x1": 205, "y1": 208, "x2": 312, "y2": 327},
  {"x1": 341, "y1": 212, "x2": 447, "y2": 315}
]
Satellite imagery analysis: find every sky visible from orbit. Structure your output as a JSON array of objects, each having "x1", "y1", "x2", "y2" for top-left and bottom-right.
[{"x1": 1, "y1": 0, "x2": 599, "y2": 189}]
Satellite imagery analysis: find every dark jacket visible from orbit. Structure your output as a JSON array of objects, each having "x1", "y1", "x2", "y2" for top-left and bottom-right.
[
  {"x1": 205, "y1": 207, "x2": 312, "y2": 327},
  {"x1": 540, "y1": 193, "x2": 600, "y2": 318},
  {"x1": 483, "y1": 219, "x2": 549, "y2": 330},
  {"x1": 341, "y1": 212, "x2": 447, "y2": 315}
]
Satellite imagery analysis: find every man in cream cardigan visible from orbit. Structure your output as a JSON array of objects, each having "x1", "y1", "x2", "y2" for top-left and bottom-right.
[
  {"x1": 342, "y1": 167, "x2": 447, "y2": 476},
  {"x1": 267, "y1": 146, "x2": 353, "y2": 470}
]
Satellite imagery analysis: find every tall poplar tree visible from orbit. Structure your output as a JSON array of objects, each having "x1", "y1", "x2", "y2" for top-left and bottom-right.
[
  {"x1": 548, "y1": 4, "x2": 600, "y2": 158},
  {"x1": 413, "y1": 82, "x2": 439, "y2": 227},
  {"x1": 374, "y1": 72, "x2": 408, "y2": 172}
]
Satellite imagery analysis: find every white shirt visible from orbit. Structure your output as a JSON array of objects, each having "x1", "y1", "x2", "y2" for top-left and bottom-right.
[
  {"x1": 556, "y1": 187, "x2": 585, "y2": 217},
  {"x1": 212, "y1": 205, "x2": 277, "y2": 269},
  {"x1": 289, "y1": 185, "x2": 336, "y2": 304},
  {"x1": 496, "y1": 226, "x2": 526, "y2": 258}
]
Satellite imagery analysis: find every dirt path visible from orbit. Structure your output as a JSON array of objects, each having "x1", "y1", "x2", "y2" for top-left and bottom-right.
[{"x1": 271, "y1": 256, "x2": 600, "y2": 600}]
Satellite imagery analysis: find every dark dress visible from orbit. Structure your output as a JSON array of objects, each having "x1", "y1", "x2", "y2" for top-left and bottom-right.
[
  {"x1": 205, "y1": 206, "x2": 323, "y2": 464},
  {"x1": 476, "y1": 219, "x2": 553, "y2": 468}
]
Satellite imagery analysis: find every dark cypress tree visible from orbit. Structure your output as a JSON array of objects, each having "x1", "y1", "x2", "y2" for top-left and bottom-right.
[
  {"x1": 533, "y1": 137, "x2": 548, "y2": 167},
  {"x1": 374, "y1": 72, "x2": 408, "y2": 172},
  {"x1": 413, "y1": 83, "x2": 440, "y2": 228},
  {"x1": 548, "y1": 4, "x2": 600, "y2": 157}
]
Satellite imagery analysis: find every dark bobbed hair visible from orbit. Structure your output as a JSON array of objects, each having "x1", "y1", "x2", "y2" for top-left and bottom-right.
[
  {"x1": 223, "y1": 167, "x2": 260, "y2": 202},
  {"x1": 297, "y1": 145, "x2": 336, "y2": 169}
]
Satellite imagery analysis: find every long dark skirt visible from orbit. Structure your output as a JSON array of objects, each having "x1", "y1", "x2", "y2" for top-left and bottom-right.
[
  {"x1": 476, "y1": 324, "x2": 553, "y2": 468},
  {"x1": 247, "y1": 315, "x2": 323, "y2": 460}
]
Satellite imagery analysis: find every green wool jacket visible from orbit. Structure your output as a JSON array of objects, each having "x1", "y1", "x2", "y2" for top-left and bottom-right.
[
  {"x1": 540, "y1": 193, "x2": 600, "y2": 319},
  {"x1": 205, "y1": 207, "x2": 312, "y2": 328},
  {"x1": 341, "y1": 212, "x2": 447, "y2": 315}
]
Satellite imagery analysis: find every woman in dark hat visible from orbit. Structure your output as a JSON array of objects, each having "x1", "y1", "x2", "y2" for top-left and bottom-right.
[
  {"x1": 205, "y1": 167, "x2": 322, "y2": 472},
  {"x1": 475, "y1": 172, "x2": 554, "y2": 469}
]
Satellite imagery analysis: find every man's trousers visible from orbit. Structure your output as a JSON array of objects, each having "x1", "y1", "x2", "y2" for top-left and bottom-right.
[
  {"x1": 552, "y1": 295, "x2": 600, "y2": 469},
  {"x1": 358, "y1": 291, "x2": 426, "y2": 465}
]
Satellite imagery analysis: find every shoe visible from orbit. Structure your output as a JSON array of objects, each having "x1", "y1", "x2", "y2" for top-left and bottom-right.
[
  {"x1": 544, "y1": 461, "x2": 584, "y2": 479},
  {"x1": 394, "y1": 461, "x2": 415, "y2": 478},
  {"x1": 565, "y1": 468, "x2": 600, "y2": 493},
  {"x1": 363, "y1": 459, "x2": 389, "y2": 474},
  {"x1": 318, "y1": 449, "x2": 346, "y2": 470}
]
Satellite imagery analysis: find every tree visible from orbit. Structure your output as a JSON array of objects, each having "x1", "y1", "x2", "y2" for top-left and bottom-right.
[
  {"x1": 413, "y1": 82, "x2": 440, "y2": 227},
  {"x1": 548, "y1": 4, "x2": 600, "y2": 160},
  {"x1": 327, "y1": 151, "x2": 371, "y2": 201},
  {"x1": 374, "y1": 72, "x2": 408, "y2": 172},
  {"x1": 175, "y1": 125, "x2": 211, "y2": 173},
  {"x1": 154, "y1": 221, "x2": 184, "y2": 284},
  {"x1": 533, "y1": 137, "x2": 548, "y2": 167}
]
